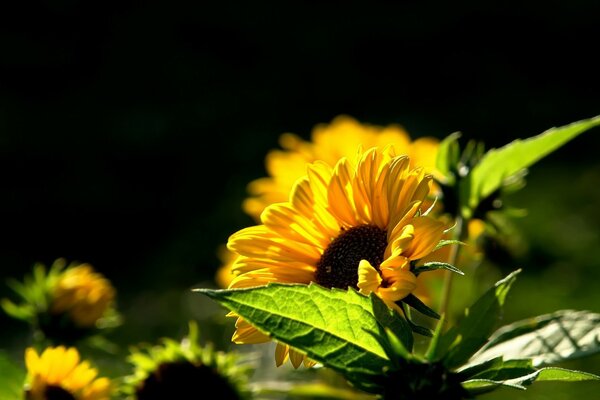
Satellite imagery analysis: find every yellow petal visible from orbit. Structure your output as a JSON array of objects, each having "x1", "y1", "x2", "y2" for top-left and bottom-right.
[
  {"x1": 275, "y1": 343, "x2": 289, "y2": 367},
  {"x1": 403, "y1": 217, "x2": 446, "y2": 260},
  {"x1": 378, "y1": 269, "x2": 417, "y2": 302},
  {"x1": 289, "y1": 348, "x2": 305, "y2": 369},
  {"x1": 357, "y1": 260, "x2": 382, "y2": 295}
]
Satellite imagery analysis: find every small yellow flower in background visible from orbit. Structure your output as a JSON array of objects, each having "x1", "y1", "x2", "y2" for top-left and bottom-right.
[
  {"x1": 226, "y1": 147, "x2": 447, "y2": 368},
  {"x1": 24, "y1": 345, "x2": 111, "y2": 400},
  {"x1": 121, "y1": 321, "x2": 254, "y2": 400},
  {"x1": 242, "y1": 114, "x2": 440, "y2": 220},
  {"x1": 1, "y1": 258, "x2": 121, "y2": 343},
  {"x1": 51, "y1": 263, "x2": 115, "y2": 329}
]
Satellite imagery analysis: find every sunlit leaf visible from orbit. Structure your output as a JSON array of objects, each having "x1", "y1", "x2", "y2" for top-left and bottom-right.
[
  {"x1": 0, "y1": 351, "x2": 25, "y2": 400},
  {"x1": 534, "y1": 367, "x2": 600, "y2": 382},
  {"x1": 435, "y1": 131, "x2": 461, "y2": 183},
  {"x1": 195, "y1": 283, "x2": 413, "y2": 392},
  {"x1": 462, "y1": 367, "x2": 600, "y2": 396},
  {"x1": 431, "y1": 269, "x2": 521, "y2": 367},
  {"x1": 466, "y1": 358, "x2": 536, "y2": 381},
  {"x1": 466, "y1": 309, "x2": 600, "y2": 367},
  {"x1": 460, "y1": 115, "x2": 600, "y2": 217}
]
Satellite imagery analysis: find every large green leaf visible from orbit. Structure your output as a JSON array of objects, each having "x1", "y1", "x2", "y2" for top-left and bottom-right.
[
  {"x1": 431, "y1": 269, "x2": 521, "y2": 368},
  {"x1": 465, "y1": 309, "x2": 600, "y2": 368},
  {"x1": 460, "y1": 115, "x2": 600, "y2": 217},
  {"x1": 195, "y1": 283, "x2": 411, "y2": 392},
  {"x1": 0, "y1": 351, "x2": 25, "y2": 400}
]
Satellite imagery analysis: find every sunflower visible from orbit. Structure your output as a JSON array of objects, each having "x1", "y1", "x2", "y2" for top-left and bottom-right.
[
  {"x1": 216, "y1": 115, "x2": 441, "y2": 292},
  {"x1": 226, "y1": 146, "x2": 448, "y2": 368},
  {"x1": 242, "y1": 114, "x2": 440, "y2": 220},
  {"x1": 50, "y1": 263, "x2": 116, "y2": 329},
  {"x1": 24, "y1": 346, "x2": 111, "y2": 400},
  {"x1": 121, "y1": 321, "x2": 254, "y2": 400},
  {"x1": 1, "y1": 258, "x2": 120, "y2": 343}
]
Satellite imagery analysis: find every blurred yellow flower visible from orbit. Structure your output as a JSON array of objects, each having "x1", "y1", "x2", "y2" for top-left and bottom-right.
[
  {"x1": 1, "y1": 259, "x2": 120, "y2": 342},
  {"x1": 24, "y1": 346, "x2": 111, "y2": 400},
  {"x1": 50, "y1": 263, "x2": 116, "y2": 329},
  {"x1": 226, "y1": 148, "x2": 447, "y2": 368},
  {"x1": 243, "y1": 114, "x2": 439, "y2": 220}
]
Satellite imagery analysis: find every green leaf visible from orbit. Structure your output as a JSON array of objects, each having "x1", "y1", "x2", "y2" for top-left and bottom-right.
[
  {"x1": 413, "y1": 262, "x2": 464, "y2": 276},
  {"x1": 467, "y1": 359, "x2": 536, "y2": 381},
  {"x1": 382, "y1": 327, "x2": 412, "y2": 363},
  {"x1": 435, "y1": 131, "x2": 462, "y2": 183},
  {"x1": 460, "y1": 115, "x2": 600, "y2": 218},
  {"x1": 466, "y1": 309, "x2": 600, "y2": 368},
  {"x1": 462, "y1": 367, "x2": 600, "y2": 396},
  {"x1": 195, "y1": 283, "x2": 411, "y2": 392},
  {"x1": 456, "y1": 356, "x2": 503, "y2": 380},
  {"x1": 462, "y1": 378, "x2": 526, "y2": 395},
  {"x1": 432, "y1": 269, "x2": 521, "y2": 368},
  {"x1": 432, "y1": 239, "x2": 465, "y2": 252},
  {"x1": 400, "y1": 293, "x2": 440, "y2": 319},
  {"x1": 425, "y1": 314, "x2": 446, "y2": 361},
  {"x1": 534, "y1": 367, "x2": 600, "y2": 382},
  {"x1": 0, "y1": 351, "x2": 25, "y2": 400}
]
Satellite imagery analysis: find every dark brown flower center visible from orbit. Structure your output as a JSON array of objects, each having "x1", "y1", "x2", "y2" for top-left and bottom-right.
[
  {"x1": 136, "y1": 360, "x2": 241, "y2": 400},
  {"x1": 315, "y1": 224, "x2": 388, "y2": 289},
  {"x1": 42, "y1": 386, "x2": 76, "y2": 400}
]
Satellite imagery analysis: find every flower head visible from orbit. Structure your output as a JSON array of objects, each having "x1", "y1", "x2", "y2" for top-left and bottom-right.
[
  {"x1": 1, "y1": 258, "x2": 120, "y2": 343},
  {"x1": 50, "y1": 263, "x2": 116, "y2": 329},
  {"x1": 24, "y1": 345, "x2": 111, "y2": 400},
  {"x1": 215, "y1": 115, "x2": 441, "y2": 294},
  {"x1": 226, "y1": 147, "x2": 447, "y2": 367},
  {"x1": 242, "y1": 115, "x2": 439, "y2": 220},
  {"x1": 121, "y1": 321, "x2": 254, "y2": 400}
]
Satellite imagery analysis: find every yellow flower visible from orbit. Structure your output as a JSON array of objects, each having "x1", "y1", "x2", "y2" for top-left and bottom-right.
[
  {"x1": 24, "y1": 346, "x2": 111, "y2": 400},
  {"x1": 215, "y1": 115, "x2": 440, "y2": 289},
  {"x1": 243, "y1": 114, "x2": 439, "y2": 220},
  {"x1": 226, "y1": 147, "x2": 447, "y2": 368},
  {"x1": 50, "y1": 263, "x2": 116, "y2": 329}
]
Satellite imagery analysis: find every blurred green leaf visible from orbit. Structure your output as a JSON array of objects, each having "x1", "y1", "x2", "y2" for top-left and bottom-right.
[
  {"x1": 460, "y1": 115, "x2": 600, "y2": 218},
  {"x1": 466, "y1": 309, "x2": 600, "y2": 368},
  {"x1": 0, "y1": 351, "x2": 25, "y2": 400},
  {"x1": 431, "y1": 269, "x2": 521, "y2": 368},
  {"x1": 435, "y1": 131, "x2": 461, "y2": 183},
  {"x1": 195, "y1": 283, "x2": 414, "y2": 392}
]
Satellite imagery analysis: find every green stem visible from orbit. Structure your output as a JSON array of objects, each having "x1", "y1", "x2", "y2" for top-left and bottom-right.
[{"x1": 439, "y1": 215, "x2": 466, "y2": 319}]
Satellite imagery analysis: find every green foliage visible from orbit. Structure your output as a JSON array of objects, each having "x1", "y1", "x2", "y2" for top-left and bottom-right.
[
  {"x1": 466, "y1": 310, "x2": 600, "y2": 368},
  {"x1": 460, "y1": 115, "x2": 600, "y2": 218},
  {"x1": 0, "y1": 351, "x2": 24, "y2": 400},
  {"x1": 430, "y1": 269, "x2": 521, "y2": 367},
  {"x1": 1, "y1": 259, "x2": 65, "y2": 323},
  {"x1": 198, "y1": 266, "x2": 600, "y2": 399},
  {"x1": 196, "y1": 283, "x2": 413, "y2": 393}
]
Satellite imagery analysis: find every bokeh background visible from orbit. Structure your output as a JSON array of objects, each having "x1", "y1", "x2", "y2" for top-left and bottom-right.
[{"x1": 1, "y1": 1, "x2": 599, "y2": 398}]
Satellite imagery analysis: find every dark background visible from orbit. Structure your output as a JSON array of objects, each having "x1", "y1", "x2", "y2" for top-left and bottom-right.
[{"x1": 1, "y1": 1, "x2": 599, "y2": 396}]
